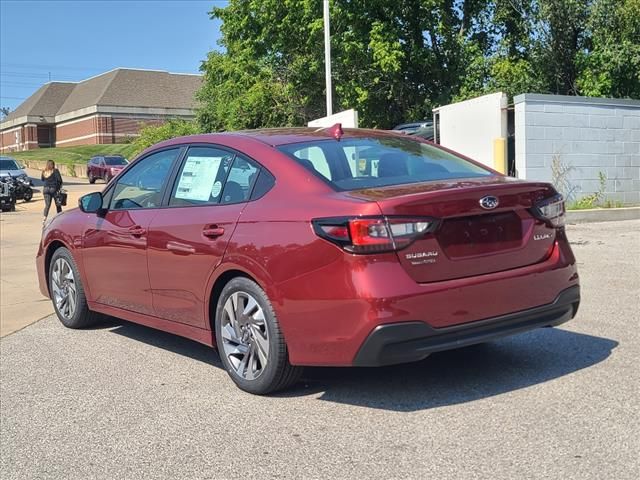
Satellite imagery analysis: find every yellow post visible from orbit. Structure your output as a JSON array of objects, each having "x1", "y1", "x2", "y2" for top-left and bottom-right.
[{"x1": 493, "y1": 138, "x2": 507, "y2": 174}]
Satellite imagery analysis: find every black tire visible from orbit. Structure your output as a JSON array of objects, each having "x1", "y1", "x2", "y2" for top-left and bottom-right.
[
  {"x1": 104, "y1": 173, "x2": 111, "y2": 183},
  {"x1": 49, "y1": 247, "x2": 102, "y2": 329},
  {"x1": 22, "y1": 188, "x2": 33, "y2": 202},
  {"x1": 215, "y1": 277, "x2": 302, "y2": 395},
  {"x1": 88, "y1": 174, "x2": 96, "y2": 184}
]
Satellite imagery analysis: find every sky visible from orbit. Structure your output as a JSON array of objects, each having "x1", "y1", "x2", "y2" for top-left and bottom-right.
[{"x1": 0, "y1": 0, "x2": 226, "y2": 112}]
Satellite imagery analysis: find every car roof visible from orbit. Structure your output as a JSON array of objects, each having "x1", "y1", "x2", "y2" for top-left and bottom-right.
[{"x1": 157, "y1": 127, "x2": 407, "y2": 149}]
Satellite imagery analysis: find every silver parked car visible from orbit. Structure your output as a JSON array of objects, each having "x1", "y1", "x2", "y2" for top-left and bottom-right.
[{"x1": 0, "y1": 156, "x2": 28, "y2": 179}]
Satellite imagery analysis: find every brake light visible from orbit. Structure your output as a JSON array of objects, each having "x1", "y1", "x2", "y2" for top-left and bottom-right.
[
  {"x1": 532, "y1": 194, "x2": 565, "y2": 227},
  {"x1": 313, "y1": 216, "x2": 437, "y2": 253}
]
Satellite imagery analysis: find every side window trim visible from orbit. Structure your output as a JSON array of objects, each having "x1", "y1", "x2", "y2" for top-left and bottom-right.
[{"x1": 159, "y1": 146, "x2": 189, "y2": 206}]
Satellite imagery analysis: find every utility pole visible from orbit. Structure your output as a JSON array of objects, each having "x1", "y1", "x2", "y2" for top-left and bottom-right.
[{"x1": 323, "y1": 0, "x2": 332, "y2": 116}]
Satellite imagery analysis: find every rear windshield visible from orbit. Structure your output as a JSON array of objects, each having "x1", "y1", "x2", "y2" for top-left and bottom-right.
[
  {"x1": 105, "y1": 157, "x2": 128, "y2": 166},
  {"x1": 277, "y1": 137, "x2": 492, "y2": 190},
  {"x1": 0, "y1": 159, "x2": 20, "y2": 170}
]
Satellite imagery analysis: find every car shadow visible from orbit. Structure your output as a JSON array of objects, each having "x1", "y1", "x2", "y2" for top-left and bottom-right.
[
  {"x1": 105, "y1": 319, "x2": 223, "y2": 368},
  {"x1": 106, "y1": 320, "x2": 616, "y2": 412}
]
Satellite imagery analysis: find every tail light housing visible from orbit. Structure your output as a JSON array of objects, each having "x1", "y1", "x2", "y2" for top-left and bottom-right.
[
  {"x1": 312, "y1": 216, "x2": 438, "y2": 254},
  {"x1": 532, "y1": 194, "x2": 565, "y2": 227}
]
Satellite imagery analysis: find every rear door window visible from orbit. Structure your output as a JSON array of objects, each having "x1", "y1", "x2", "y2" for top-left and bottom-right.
[
  {"x1": 169, "y1": 147, "x2": 261, "y2": 206},
  {"x1": 170, "y1": 147, "x2": 233, "y2": 206}
]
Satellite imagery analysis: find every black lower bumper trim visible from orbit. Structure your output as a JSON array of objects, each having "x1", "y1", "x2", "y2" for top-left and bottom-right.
[{"x1": 353, "y1": 286, "x2": 580, "y2": 367}]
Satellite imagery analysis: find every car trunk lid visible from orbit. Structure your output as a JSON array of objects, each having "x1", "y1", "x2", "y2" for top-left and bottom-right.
[{"x1": 347, "y1": 176, "x2": 558, "y2": 283}]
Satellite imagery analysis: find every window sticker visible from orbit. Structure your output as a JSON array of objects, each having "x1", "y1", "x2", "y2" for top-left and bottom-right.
[
  {"x1": 175, "y1": 156, "x2": 222, "y2": 201},
  {"x1": 211, "y1": 181, "x2": 222, "y2": 198}
]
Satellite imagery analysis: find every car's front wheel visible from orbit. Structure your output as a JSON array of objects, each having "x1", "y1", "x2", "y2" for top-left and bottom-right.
[
  {"x1": 49, "y1": 247, "x2": 101, "y2": 328},
  {"x1": 215, "y1": 277, "x2": 302, "y2": 394}
]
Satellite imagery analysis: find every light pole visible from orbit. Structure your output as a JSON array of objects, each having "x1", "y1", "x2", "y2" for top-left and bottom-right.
[{"x1": 323, "y1": 0, "x2": 332, "y2": 116}]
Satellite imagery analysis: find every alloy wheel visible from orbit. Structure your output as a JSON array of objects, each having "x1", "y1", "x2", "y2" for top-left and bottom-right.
[
  {"x1": 220, "y1": 291, "x2": 270, "y2": 380},
  {"x1": 51, "y1": 257, "x2": 77, "y2": 320}
]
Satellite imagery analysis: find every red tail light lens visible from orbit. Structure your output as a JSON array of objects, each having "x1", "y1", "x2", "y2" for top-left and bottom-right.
[
  {"x1": 532, "y1": 194, "x2": 565, "y2": 228},
  {"x1": 313, "y1": 216, "x2": 437, "y2": 254}
]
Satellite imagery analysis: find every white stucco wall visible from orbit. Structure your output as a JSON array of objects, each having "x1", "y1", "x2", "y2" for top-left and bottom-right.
[
  {"x1": 308, "y1": 109, "x2": 359, "y2": 128},
  {"x1": 434, "y1": 92, "x2": 508, "y2": 168},
  {"x1": 514, "y1": 94, "x2": 640, "y2": 204}
]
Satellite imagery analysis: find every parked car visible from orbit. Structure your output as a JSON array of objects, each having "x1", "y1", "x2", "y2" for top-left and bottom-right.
[
  {"x1": 392, "y1": 120, "x2": 433, "y2": 134},
  {"x1": 408, "y1": 125, "x2": 435, "y2": 141},
  {"x1": 0, "y1": 156, "x2": 29, "y2": 180},
  {"x1": 87, "y1": 155, "x2": 129, "y2": 184},
  {"x1": 37, "y1": 126, "x2": 579, "y2": 395}
]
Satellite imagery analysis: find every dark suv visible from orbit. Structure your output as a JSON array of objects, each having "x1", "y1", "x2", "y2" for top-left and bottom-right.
[{"x1": 87, "y1": 155, "x2": 129, "y2": 184}]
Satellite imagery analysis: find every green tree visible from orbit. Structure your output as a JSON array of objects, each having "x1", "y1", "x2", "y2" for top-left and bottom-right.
[
  {"x1": 132, "y1": 119, "x2": 201, "y2": 156},
  {"x1": 576, "y1": 0, "x2": 640, "y2": 98},
  {"x1": 196, "y1": 0, "x2": 639, "y2": 131},
  {"x1": 198, "y1": 0, "x2": 492, "y2": 130}
]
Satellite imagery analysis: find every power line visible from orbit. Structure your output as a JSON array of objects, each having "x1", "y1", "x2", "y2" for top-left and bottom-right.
[
  {"x1": 1, "y1": 81, "x2": 47, "y2": 87},
  {"x1": 1, "y1": 71, "x2": 51, "y2": 79},
  {"x1": 1, "y1": 62, "x2": 104, "y2": 72}
]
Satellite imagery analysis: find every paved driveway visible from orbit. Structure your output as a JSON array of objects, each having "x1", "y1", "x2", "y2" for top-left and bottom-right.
[
  {"x1": 0, "y1": 169, "x2": 100, "y2": 336},
  {"x1": 1, "y1": 220, "x2": 638, "y2": 479}
]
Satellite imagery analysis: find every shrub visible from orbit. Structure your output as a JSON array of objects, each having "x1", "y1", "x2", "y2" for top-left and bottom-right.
[{"x1": 132, "y1": 119, "x2": 202, "y2": 157}]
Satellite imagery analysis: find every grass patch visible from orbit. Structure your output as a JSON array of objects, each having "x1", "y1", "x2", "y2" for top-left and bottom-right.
[
  {"x1": 567, "y1": 200, "x2": 626, "y2": 210},
  {"x1": 9, "y1": 144, "x2": 138, "y2": 166}
]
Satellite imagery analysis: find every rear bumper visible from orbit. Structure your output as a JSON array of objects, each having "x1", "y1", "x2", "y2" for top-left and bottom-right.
[{"x1": 353, "y1": 286, "x2": 580, "y2": 366}]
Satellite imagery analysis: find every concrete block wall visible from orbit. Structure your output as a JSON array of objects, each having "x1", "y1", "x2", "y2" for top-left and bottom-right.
[{"x1": 514, "y1": 94, "x2": 640, "y2": 205}]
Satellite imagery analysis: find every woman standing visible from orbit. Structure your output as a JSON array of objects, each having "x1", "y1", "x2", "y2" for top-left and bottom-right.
[{"x1": 41, "y1": 160, "x2": 63, "y2": 222}]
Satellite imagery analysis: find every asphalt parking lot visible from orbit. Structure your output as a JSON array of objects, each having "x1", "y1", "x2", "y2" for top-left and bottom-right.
[{"x1": 1, "y1": 220, "x2": 639, "y2": 479}]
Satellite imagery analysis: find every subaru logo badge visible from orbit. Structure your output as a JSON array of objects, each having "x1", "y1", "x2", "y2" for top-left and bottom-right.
[{"x1": 479, "y1": 196, "x2": 499, "y2": 210}]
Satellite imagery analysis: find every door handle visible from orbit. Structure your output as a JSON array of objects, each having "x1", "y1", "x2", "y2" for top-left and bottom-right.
[
  {"x1": 128, "y1": 225, "x2": 146, "y2": 236},
  {"x1": 202, "y1": 226, "x2": 225, "y2": 238}
]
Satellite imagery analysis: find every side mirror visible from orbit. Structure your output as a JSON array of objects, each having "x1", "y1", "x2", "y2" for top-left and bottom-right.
[{"x1": 79, "y1": 192, "x2": 103, "y2": 214}]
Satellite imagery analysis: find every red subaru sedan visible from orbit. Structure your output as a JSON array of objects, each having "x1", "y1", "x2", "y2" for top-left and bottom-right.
[{"x1": 36, "y1": 127, "x2": 580, "y2": 394}]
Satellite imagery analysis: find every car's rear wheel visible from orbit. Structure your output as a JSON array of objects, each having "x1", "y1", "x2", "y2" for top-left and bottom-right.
[
  {"x1": 23, "y1": 188, "x2": 33, "y2": 202},
  {"x1": 215, "y1": 277, "x2": 302, "y2": 394},
  {"x1": 49, "y1": 247, "x2": 101, "y2": 329},
  {"x1": 104, "y1": 173, "x2": 111, "y2": 183},
  {"x1": 88, "y1": 173, "x2": 96, "y2": 184}
]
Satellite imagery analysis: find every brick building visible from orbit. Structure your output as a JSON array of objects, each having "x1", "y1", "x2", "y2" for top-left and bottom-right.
[{"x1": 0, "y1": 68, "x2": 201, "y2": 152}]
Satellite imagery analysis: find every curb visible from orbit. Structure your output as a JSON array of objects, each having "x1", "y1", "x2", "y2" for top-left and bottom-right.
[{"x1": 566, "y1": 206, "x2": 640, "y2": 224}]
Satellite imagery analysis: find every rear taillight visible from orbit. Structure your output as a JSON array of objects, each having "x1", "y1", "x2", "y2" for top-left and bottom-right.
[
  {"x1": 313, "y1": 216, "x2": 437, "y2": 254},
  {"x1": 532, "y1": 194, "x2": 565, "y2": 227}
]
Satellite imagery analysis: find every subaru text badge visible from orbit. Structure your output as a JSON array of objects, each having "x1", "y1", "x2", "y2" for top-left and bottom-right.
[{"x1": 479, "y1": 196, "x2": 499, "y2": 210}]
